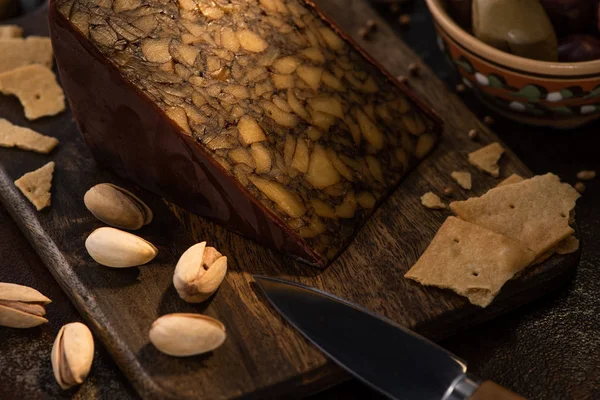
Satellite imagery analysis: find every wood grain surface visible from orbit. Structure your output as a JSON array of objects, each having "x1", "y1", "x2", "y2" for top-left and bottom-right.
[{"x1": 0, "y1": 2, "x2": 579, "y2": 399}]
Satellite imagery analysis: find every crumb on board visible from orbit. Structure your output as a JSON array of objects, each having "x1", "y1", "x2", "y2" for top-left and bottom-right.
[
  {"x1": 468, "y1": 142, "x2": 505, "y2": 177},
  {"x1": 421, "y1": 192, "x2": 446, "y2": 210},
  {"x1": 451, "y1": 171, "x2": 472, "y2": 190}
]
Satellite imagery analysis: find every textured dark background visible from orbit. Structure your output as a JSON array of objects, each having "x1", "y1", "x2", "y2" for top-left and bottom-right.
[{"x1": 0, "y1": 0, "x2": 598, "y2": 399}]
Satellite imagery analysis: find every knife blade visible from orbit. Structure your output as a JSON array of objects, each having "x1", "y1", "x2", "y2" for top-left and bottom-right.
[{"x1": 254, "y1": 275, "x2": 524, "y2": 400}]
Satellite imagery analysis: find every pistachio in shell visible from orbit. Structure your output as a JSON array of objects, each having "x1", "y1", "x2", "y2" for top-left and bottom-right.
[
  {"x1": 173, "y1": 242, "x2": 228, "y2": 303},
  {"x1": 51, "y1": 322, "x2": 94, "y2": 389},
  {"x1": 0, "y1": 282, "x2": 51, "y2": 328},
  {"x1": 85, "y1": 227, "x2": 158, "y2": 267},
  {"x1": 149, "y1": 313, "x2": 226, "y2": 357},
  {"x1": 84, "y1": 183, "x2": 153, "y2": 230}
]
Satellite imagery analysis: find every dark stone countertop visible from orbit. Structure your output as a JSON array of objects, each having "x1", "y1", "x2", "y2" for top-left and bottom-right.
[{"x1": 0, "y1": 1, "x2": 598, "y2": 399}]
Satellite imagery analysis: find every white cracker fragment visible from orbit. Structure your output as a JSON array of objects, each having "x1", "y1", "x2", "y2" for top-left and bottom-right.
[
  {"x1": 555, "y1": 235, "x2": 579, "y2": 255},
  {"x1": 0, "y1": 118, "x2": 58, "y2": 153},
  {"x1": 0, "y1": 36, "x2": 53, "y2": 73},
  {"x1": 0, "y1": 25, "x2": 24, "y2": 39},
  {"x1": 405, "y1": 217, "x2": 536, "y2": 307},
  {"x1": 421, "y1": 192, "x2": 446, "y2": 209},
  {"x1": 468, "y1": 142, "x2": 504, "y2": 177},
  {"x1": 14, "y1": 162, "x2": 55, "y2": 211},
  {"x1": 451, "y1": 171, "x2": 472, "y2": 190},
  {"x1": 496, "y1": 173, "x2": 525, "y2": 188},
  {"x1": 450, "y1": 173, "x2": 580, "y2": 258},
  {"x1": 0, "y1": 64, "x2": 66, "y2": 120}
]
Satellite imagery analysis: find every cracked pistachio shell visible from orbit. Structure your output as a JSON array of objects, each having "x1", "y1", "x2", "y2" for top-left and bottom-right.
[
  {"x1": 85, "y1": 227, "x2": 158, "y2": 267},
  {"x1": 173, "y1": 242, "x2": 228, "y2": 303},
  {"x1": 149, "y1": 313, "x2": 226, "y2": 357},
  {"x1": 84, "y1": 183, "x2": 153, "y2": 230},
  {"x1": 51, "y1": 322, "x2": 94, "y2": 390},
  {"x1": 0, "y1": 282, "x2": 51, "y2": 328}
]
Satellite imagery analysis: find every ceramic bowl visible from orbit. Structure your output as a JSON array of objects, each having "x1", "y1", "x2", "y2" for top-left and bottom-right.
[{"x1": 426, "y1": 0, "x2": 600, "y2": 128}]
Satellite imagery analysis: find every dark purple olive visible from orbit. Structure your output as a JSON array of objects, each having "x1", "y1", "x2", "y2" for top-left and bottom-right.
[
  {"x1": 558, "y1": 34, "x2": 600, "y2": 61},
  {"x1": 540, "y1": 0, "x2": 596, "y2": 36},
  {"x1": 446, "y1": 0, "x2": 472, "y2": 31}
]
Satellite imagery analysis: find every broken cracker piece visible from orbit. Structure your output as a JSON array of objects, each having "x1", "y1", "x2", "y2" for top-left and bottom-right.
[
  {"x1": 421, "y1": 192, "x2": 446, "y2": 209},
  {"x1": 0, "y1": 25, "x2": 23, "y2": 39},
  {"x1": 451, "y1": 171, "x2": 472, "y2": 190},
  {"x1": 0, "y1": 118, "x2": 58, "y2": 153},
  {"x1": 450, "y1": 173, "x2": 580, "y2": 258},
  {"x1": 496, "y1": 173, "x2": 524, "y2": 188},
  {"x1": 14, "y1": 161, "x2": 55, "y2": 211},
  {"x1": 555, "y1": 235, "x2": 579, "y2": 255},
  {"x1": 532, "y1": 250, "x2": 554, "y2": 266},
  {"x1": 405, "y1": 216, "x2": 535, "y2": 307},
  {"x1": 468, "y1": 142, "x2": 504, "y2": 177},
  {"x1": 0, "y1": 36, "x2": 53, "y2": 74},
  {"x1": 0, "y1": 64, "x2": 66, "y2": 120}
]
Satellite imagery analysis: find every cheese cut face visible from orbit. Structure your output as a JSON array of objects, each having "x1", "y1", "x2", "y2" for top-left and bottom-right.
[{"x1": 50, "y1": 0, "x2": 441, "y2": 266}]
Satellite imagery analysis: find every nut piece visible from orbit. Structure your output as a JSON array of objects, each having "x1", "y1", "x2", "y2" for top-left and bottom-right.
[
  {"x1": 51, "y1": 322, "x2": 94, "y2": 390},
  {"x1": 173, "y1": 242, "x2": 228, "y2": 303},
  {"x1": 84, "y1": 183, "x2": 153, "y2": 230},
  {"x1": 574, "y1": 182, "x2": 585, "y2": 193},
  {"x1": 85, "y1": 227, "x2": 158, "y2": 267},
  {"x1": 0, "y1": 282, "x2": 51, "y2": 328},
  {"x1": 576, "y1": 170, "x2": 596, "y2": 181},
  {"x1": 236, "y1": 29, "x2": 269, "y2": 53},
  {"x1": 149, "y1": 313, "x2": 226, "y2": 356}
]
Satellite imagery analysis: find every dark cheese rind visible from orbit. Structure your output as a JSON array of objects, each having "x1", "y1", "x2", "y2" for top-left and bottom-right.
[{"x1": 50, "y1": 0, "x2": 441, "y2": 266}]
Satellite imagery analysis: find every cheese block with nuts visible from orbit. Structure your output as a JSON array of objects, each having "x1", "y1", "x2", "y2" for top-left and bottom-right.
[{"x1": 49, "y1": 0, "x2": 441, "y2": 266}]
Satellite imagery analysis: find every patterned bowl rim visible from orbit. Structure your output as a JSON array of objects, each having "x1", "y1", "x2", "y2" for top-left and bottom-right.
[{"x1": 425, "y1": 0, "x2": 600, "y2": 77}]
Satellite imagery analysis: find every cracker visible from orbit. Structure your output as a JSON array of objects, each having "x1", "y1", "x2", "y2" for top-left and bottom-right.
[
  {"x1": 555, "y1": 235, "x2": 579, "y2": 255},
  {"x1": 0, "y1": 64, "x2": 66, "y2": 120},
  {"x1": 468, "y1": 142, "x2": 504, "y2": 177},
  {"x1": 14, "y1": 162, "x2": 55, "y2": 211},
  {"x1": 405, "y1": 216, "x2": 535, "y2": 307},
  {"x1": 496, "y1": 173, "x2": 524, "y2": 188},
  {"x1": 0, "y1": 25, "x2": 23, "y2": 39},
  {"x1": 532, "y1": 250, "x2": 554, "y2": 266},
  {"x1": 421, "y1": 192, "x2": 446, "y2": 209},
  {"x1": 0, "y1": 36, "x2": 53, "y2": 73},
  {"x1": 451, "y1": 171, "x2": 472, "y2": 190},
  {"x1": 0, "y1": 118, "x2": 58, "y2": 153},
  {"x1": 450, "y1": 173, "x2": 580, "y2": 258}
]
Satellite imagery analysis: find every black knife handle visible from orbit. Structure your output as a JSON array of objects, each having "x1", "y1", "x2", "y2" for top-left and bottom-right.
[{"x1": 469, "y1": 381, "x2": 526, "y2": 400}]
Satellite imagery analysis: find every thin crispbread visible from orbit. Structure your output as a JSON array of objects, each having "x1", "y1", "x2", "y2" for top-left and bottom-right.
[
  {"x1": 405, "y1": 216, "x2": 535, "y2": 307},
  {"x1": 468, "y1": 142, "x2": 504, "y2": 177},
  {"x1": 0, "y1": 36, "x2": 53, "y2": 73},
  {"x1": 496, "y1": 173, "x2": 524, "y2": 188},
  {"x1": 451, "y1": 171, "x2": 472, "y2": 190},
  {"x1": 0, "y1": 25, "x2": 24, "y2": 39},
  {"x1": 0, "y1": 118, "x2": 58, "y2": 153},
  {"x1": 555, "y1": 235, "x2": 579, "y2": 255},
  {"x1": 450, "y1": 173, "x2": 580, "y2": 258},
  {"x1": 421, "y1": 192, "x2": 446, "y2": 209},
  {"x1": 0, "y1": 64, "x2": 66, "y2": 120},
  {"x1": 14, "y1": 162, "x2": 55, "y2": 211}
]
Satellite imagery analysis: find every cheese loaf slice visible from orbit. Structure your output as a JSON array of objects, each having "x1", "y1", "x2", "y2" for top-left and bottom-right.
[{"x1": 49, "y1": 0, "x2": 441, "y2": 266}]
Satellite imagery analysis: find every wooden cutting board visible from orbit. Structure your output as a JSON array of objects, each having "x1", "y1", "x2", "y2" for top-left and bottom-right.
[{"x1": 0, "y1": 2, "x2": 579, "y2": 399}]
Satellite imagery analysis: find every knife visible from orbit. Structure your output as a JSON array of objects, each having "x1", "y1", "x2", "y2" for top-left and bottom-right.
[{"x1": 254, "y1": 276, "x2": 525, "y2": 400}]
